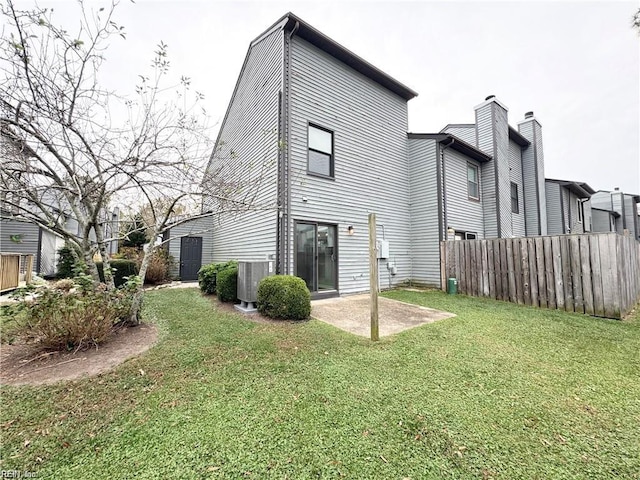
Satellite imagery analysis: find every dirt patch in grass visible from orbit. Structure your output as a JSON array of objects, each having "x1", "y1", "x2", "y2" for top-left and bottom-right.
[{"x1": 0, "y1": 323, "x2": 158, "y2": 386}]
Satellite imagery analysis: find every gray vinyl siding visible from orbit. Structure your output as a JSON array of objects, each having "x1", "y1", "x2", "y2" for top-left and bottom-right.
[
  {"x1": 288, "y1": 36, "x2": 411, "y2": 294},
  {"x1": 443, "y1": 149, "x2": 485, "y2": 239},
  {"x1": 590, "y1": 191, "x2": 614, "y2": 211},
  {"x1": 535, "y1": 125, "x2": 547, "y2": 235},
  {"x1": 441, "y1": 125, "x2": 476, "y2": 145},
  {"x1": 0, "y1": 217, "x2": 39, "y2": 256},
  {"x1": 545, "y1": 182, "x2": 563, "y2": 235},
  {"x1": 611, "y1": 192, "x2": 624, "y2": 234},
  {"x1": 39, "y1": 230, "x2": 64, "y2": 277},
  {"x1": 204, "y1": 30, "x2": 281, "y2": 263},
  {"x1": 494, "y1": 105, "x2": 512, "y2": 238},
  {"x1": 592, "y1": 209, "x2": 615, "y2": 233},
  {"x1": 518, "y1": 119, "x2": 546, "y2": 236},
  {"x1": 408, "y1": 138, "x2": 440, "y2": 285},
  {"x1": 166, "y1": 217, "x2": 215, "y2": 278},
  {"x1": 623, "y1": 195, "x2": 639, "y2": 239},
  {"x1": 567, "y1": 190, "x2": 584, "y2": 234},
  {"x1": 590, "y1": 191, "x2": 636, "y2": 236},
  {"x1": 519, "y1": 121, "x2": 538, "y2": 235},
  {"x1": 508, "y1": 140, "x2": 526, "y2": 237},
  {"x1": 475, "y1": 104, "x2": 498, "y2": 237},
  {"x1": 0, "y1": 218, "x2": 48, "y2": 274}
]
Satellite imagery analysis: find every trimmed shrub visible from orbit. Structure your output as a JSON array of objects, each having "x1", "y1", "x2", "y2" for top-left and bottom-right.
[
  {"x1": 198, "y1": 264, "x2": 217, "y2": 294},
  {"x1": 144, "y1": 248, "x2": 172, "y2": 285},
  {"x1": 97, "y1": 259, "x2": 139, "y2": 287},
  {"x1": 198, "y1": 260, "x2": 237, "y2": 294},
  {"x1": 257, "y1": 275, "x2": 311, "y2": 320},
  {"x1": 216, "y1": 266, "x2": 238, "y2": 303}
]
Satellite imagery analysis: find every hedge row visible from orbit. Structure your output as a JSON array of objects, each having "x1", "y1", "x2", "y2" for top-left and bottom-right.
[
  {"x1": 198, "y1": 261, "x2": 311, "y2": 321},
  {"x1": 198, "y1": 260, "x2": 238, "y2": 295}
]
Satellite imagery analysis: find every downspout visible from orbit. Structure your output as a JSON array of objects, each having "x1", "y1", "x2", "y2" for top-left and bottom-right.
[
  {"x1": 275, "y1": 90, "x2": 283, "y2": 273},
  {"x1": 440, "y1": 137, "x2": 455, "y2": 241},
  {"x1": 283, "y1": 20, "x2": 299, "y2": 274}
]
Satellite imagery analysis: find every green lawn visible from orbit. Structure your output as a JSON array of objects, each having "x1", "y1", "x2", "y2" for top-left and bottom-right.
[{"x1": 1, "y1": 289, "x2": 639, "y2": 479}]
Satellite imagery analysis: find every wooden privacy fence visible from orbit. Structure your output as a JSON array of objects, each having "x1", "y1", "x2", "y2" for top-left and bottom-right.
[
  {"x1": 0, "y1": 253, "x2": 33, "y2": 293},
  {"x1": 440, "y1": 233, "x2": 640, "y2": 319}
]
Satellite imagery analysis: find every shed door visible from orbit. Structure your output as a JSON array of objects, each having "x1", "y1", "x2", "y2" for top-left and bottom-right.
[{"x1": 180, "y1": 237, "x2": 203, "y2": 281}]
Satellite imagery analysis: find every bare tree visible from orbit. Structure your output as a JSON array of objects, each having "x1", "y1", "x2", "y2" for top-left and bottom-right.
[
  {"x1": 0, "y1": 1, "x2": 273, "y2": 323},
  {"x1": 634, "y1": 8, "x2": 640, "y2": 34}
]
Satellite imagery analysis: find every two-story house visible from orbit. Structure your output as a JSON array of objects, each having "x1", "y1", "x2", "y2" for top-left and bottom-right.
[
  {"x1": 590, "y1": 189, "x2": 640, "y2": 240},
  {"x1": 1, "y1": 127, "x2": 119, "y2": 277},
  {"x1": 205, "y1": 13, "x2": 550, "y2": 295},
  {"x1": 407, "y1": 100, "x2": 548, "y2": 285},
  {"x1": 545, "y1": 178, "x2": 595, "y2": 235}
]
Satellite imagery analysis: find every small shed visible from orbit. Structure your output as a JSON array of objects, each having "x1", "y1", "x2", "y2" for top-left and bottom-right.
[{"x1": 163, "y1": 216, "x2": 214, "y2": 281}]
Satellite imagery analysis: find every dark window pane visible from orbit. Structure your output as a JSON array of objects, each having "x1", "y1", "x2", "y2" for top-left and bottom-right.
[{"x1": 309, "y1": 150, "x2": 331, "y2": 176}]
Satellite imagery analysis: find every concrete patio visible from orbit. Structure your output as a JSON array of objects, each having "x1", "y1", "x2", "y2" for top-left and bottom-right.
[{"x1": 311, "y1": 293, "x2": 455, "y2": 338}]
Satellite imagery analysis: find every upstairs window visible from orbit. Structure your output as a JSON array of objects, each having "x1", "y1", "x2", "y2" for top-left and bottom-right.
[
  {"x1": 511, "y1": 182, "x2": 519, "y2": 214},
  {"x1": 308, "y1": 124, "x2": 334, "y2": 178},
  {"x1": 467, "y1": 163, "x2": 479, "y2": 200}
]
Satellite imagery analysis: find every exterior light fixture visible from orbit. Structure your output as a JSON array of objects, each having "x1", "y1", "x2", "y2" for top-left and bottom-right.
[
  {"x1": 447, "y1": 226, "x2": 455, "y2": 235},
  {"x1": 347, "y1": 225, "x2": 355, "y2": 236}
]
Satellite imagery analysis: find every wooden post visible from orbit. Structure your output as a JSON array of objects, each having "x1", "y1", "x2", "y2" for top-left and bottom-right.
[{"x1": 369, "y1": 213, "x2": 379, "y2": 341}]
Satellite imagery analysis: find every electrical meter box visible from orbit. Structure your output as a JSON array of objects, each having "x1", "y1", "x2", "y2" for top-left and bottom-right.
[{"x1": 376, "y1": 239, "x2": 389, "y2": 259}]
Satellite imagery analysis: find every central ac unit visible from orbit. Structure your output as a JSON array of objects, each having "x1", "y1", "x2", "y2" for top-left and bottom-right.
[{"x1": 235, "y1": 261, "x2": 273, "y2": 313}]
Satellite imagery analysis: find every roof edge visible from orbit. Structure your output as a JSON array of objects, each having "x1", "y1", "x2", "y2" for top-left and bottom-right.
[
  {"x1": 408, "y1": 132, "x2": 492, "y2": 163},
  {"x1": 508, "y1": 126, "x2": 530, "y2": 147},
  {"x1": 281, "y1": 12, "x2": 418, "y2": 101},
  {"x1": 545, "y1": 178, "x2": 596, "y2": 197}
]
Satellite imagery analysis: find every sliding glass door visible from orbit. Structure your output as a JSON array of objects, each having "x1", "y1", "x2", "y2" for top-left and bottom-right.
[{"x1": 295, "y1": 222, "x2": 337, "y2": 294}]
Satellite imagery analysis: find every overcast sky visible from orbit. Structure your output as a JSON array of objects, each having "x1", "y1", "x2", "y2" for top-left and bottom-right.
[{"x1": 20, "y1": 1, "x2": 640, "y2": 194}]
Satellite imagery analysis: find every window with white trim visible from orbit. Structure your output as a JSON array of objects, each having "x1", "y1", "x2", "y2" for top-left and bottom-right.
[{"x1": 467, "y1": 163, "x2": 479, "y2": 200}]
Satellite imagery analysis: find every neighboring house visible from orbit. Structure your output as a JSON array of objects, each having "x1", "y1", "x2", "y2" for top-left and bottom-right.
[
  {"x1": 545, "y1": 178, "x2": 595, "y2": 235},
  {"x1": 204, "y1": 13, "x2": 552, "y2": 294},
  {"x1": 440, "y1": 104, "x2": 548, "y2": 239},
  {"x1": 590, "y1": 189, "x2": 640, "y2": 240},
  {"x1": 407, "y1": 99, "x2": 548, "y2": 285},
  {"x1": 162, "y1": 216, "x2": 214, "y2": 281},
  {"x1": 1, "y1": 128, "x2": 119, "y2": 277},
  {"x1": 591, "y1": 208, "x2": 619, "y2": 234},
  {"x1": 1, "y1": 208, "x2": 119, "y2": 278}
]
